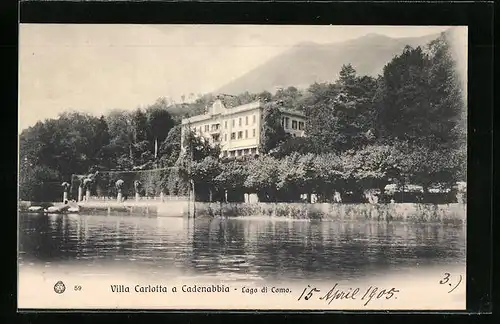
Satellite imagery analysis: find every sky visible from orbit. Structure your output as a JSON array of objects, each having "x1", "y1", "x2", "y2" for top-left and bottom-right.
[{"x1": 19, "y1": 25, "x2": 456, "y2": 132}]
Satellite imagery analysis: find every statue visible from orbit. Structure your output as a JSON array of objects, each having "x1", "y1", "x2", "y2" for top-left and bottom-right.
[
  {"x1": 133, "y1": 180, "x2": 142, "y2": 202},
  {"x1": 75, "y1": 170, "x2": 99, "y2": 202},
  {"x1": 115, "y1": 179, "x2": 124, "y2": 202},
  {"x1": 61, "y1": 182, "x2": 70, "y2": 202},
  {"x1": 82, "y1": 178, "x2": 92, "y2": 201},
  {"x1": 82, "y1": 171, "x2": 99, "y2": 201}
]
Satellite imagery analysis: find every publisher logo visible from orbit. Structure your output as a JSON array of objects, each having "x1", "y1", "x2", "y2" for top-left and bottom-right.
[{"x1": 54, "y1": 281, "x2": 66, "y2": 294}]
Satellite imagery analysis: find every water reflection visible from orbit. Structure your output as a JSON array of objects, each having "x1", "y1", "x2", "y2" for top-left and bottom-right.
[{"x1": 18, "y1": 213, "x2": 465, "y2": 282}]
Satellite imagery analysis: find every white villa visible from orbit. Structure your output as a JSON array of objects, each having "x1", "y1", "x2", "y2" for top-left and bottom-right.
[{"x1": 181, "y1": 97, "x2": 306, "y2": 157}]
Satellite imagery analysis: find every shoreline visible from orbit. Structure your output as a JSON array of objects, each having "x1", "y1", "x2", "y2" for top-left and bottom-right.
[
  {"x1": 196, "y1": 202, "x2": 466, "y2": 224},
  {"x1": 18, "y1": 200, "x2": 466, "y2": 224}
]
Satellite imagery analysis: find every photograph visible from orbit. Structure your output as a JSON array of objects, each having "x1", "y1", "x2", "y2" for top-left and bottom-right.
[{"x1": 18, "y1": 24, "x2": 467, "y2": 310}]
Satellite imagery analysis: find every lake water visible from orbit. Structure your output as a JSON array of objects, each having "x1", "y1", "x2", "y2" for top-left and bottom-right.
[{"x1": 18, "y1": 213, "x2": 466, "y2": 284}]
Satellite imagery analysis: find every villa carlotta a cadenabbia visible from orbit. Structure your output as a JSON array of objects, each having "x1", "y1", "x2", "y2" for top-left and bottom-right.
[{"x1": 181, "y1": 97, "x2": 306, "y2": 158}]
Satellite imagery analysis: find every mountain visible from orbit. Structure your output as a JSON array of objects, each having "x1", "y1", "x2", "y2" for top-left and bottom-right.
[{"x1": 215, "y1": 32, "x2": 442, "y2": 95}]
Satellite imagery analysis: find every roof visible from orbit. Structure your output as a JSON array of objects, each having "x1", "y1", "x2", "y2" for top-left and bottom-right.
[
  {"x1": 280, "y1": 108, "x2": 305, "y2": 118},
  {"x1": 181, "y1": 113, "x2": 212, "y2": 125},
  {"x1": 181, "y1": 100, "x2": 305, "y2": 125},
  {"x1": 223, "y1": 101, "x2": 262, "y2": 115},
  {"x1": 182, "y1": 100, "x2": 263, "y2": 124}
]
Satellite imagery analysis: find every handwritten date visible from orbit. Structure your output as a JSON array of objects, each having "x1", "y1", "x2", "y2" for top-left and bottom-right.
[{"x1": 298, "y1": 284, "x2": 400, "y2": 306}]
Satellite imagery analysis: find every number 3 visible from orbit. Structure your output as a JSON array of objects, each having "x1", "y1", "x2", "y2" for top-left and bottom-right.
[{"x1": 440, "y1": 273, "x2": 450, "y2": 284}]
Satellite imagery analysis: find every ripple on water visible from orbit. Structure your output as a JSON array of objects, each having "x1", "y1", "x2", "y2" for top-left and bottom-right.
[{"x1": 18, "y1": 214, "x2": 466, "y2": 283}]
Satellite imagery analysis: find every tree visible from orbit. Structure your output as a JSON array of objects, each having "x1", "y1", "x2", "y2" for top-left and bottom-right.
[
  {"x1": 277, "y1": 153, "x2": 316, "y2": 201},
  {"x1": 259, "y1": 102, "x2": 289, "y2": 154},
  {"x1": 236, "y1": 91, "x2": 259, "y2": 106},
  {"x1": 302, "y1": 82, "x2": 340, "y2": 153},
  {"x1": 303, "y1": 73, "x2": 377, "y2": 153},
  {"x1": 397, "y1": 142, "x2": 461, "y2": 192},
  {"x1": 93, "y1": 115, "x2": 111, "y2": 168},
  {"x1": 132, "y1": 140, "x2": 151, "y2": 165},
  {"x1": 132, "y1": 108, "x2": 148, "y2": 143},
  {"x1": 375, "y1": 46, "x2": 434, "y2": 146},
  {"x1": 191, "y1": 156, "x2": 222, "y2": 201},
  {"x1": 339, "y1": 150, "x2": 367, "y2": 202},
  {"x1": 426, "y1": 32, "x2": 466, "y2": 151},
  {"x1": 272, "y1": 86, "x2": 304, "y2": 111},
  {"x1": 159, "y1": 125, "x2": 182, "y2": 167},
  {"x1": 244, "y1": 155, "x2": 281, "y2": 202},
  {"x1": 145, "y1": 102, "x2": 175, "y2": 156},
  {"x1": 273, "y1": 136, "x2": 321, "y2": 158},
  {"x1": 182, "y1": 128, "x2": 221, "y2": 162},
  {"x1": 312, "y1": 153, "x2": 343, "y2": 202},
  {"x1": 19, "y1": 164, "x2": 61, "y2": 202},
  {"x1": 338, "y1": 64, "x2": 357, "y2": 89},
  {"x1": 334, "y1": 65, "x2": 379, "y2": 151},
  {"x1": 105, "y1": 109, "x2": 135, "y2": 165},
  {"x1": 349, "y1": 144, "x2": 404, "y2": 194},
  {"x1": 276, "y1": 153, "x2": 303, "y2": 200},
  {"x1": 214, "y1": 160, "x2": 248, "y2": 200},
  {"x1": 257, "y1": 91, "x2": 273, "y2": 102},
  {"x1": 19, "y1": 112, "x2": 108, "y2": 180},
  {"x1": 173, "y1": 128, "x2": 221, "y2": 200}
]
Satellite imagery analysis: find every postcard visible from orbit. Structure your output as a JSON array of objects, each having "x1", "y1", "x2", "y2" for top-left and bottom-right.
[{"x1": 18, "y1": 24, "x2": 467, "y2": 310}]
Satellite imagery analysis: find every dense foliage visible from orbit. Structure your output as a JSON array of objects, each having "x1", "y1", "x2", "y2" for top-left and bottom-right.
[{"x1": 19, "y1": 32, "x2": 466, "y2": 203}]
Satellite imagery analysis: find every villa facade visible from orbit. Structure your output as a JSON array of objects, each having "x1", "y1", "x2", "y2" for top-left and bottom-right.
[{"x1": 181, "y1": 98, "x2": 306, "y2": 157}]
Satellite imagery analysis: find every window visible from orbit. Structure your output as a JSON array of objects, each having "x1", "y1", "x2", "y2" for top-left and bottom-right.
[
  {"x1": 224, "y1": 134, "x2": 227, "y2": 141},
  {"x1": 252, "y1": 129, "x2": 256, "y2": 137},
  {"x1": 224, "y1": 121, "x2": 227, "y2": 129},
  {"x1": 292, "y1": 120, "x2": 298, "y2": 130},
  {"x1": 298, "y1": 121, "x2": 304, "y2": 130},
  {"x1": 239, "y1": 118, "x2": 242, "y2": 126},
  {"x1": 245, "y1": 116, "x2": 248, "y2": 125},
  {"x1": 245, "y1": 130, "x2": 248, "y2": 138},
  {"x1": 231, "y1": 132, "x2": 236, "y2": 140},
  {"x1": 238, "y1": 131, "x2": 243, "y2": 139},
  {"x1": 281, "y1": 117, "x2": 285, "y2": 127},
  {"x1": 285, "y1": 117, "x2": 290, "y2": 129},
  {"x1": 229, "y1": 150, "x2": 235, "y2": 157},
  {"x1": 199, "y1": 127, "x2": 202, "y2": 133},
  {"x1": 222, "y1": 151, "x2": 228, "y2": 157},
  {"x1": 232, "y1": 119, "x2": 235, "y2": 127},
  {"x1": 253, "y1": 115, "x2": 256, "y2": 124},
  {"x1": 205, "y1": 125, "x2": 210, "y2": 132}
]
